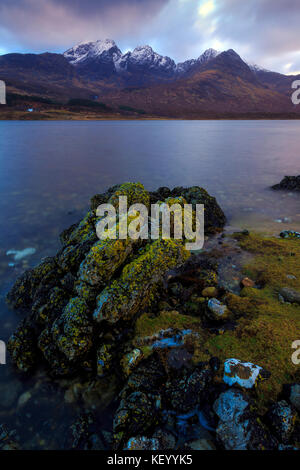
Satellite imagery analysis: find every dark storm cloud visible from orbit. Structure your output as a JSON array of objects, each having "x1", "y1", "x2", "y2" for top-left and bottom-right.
[{"x1": 0, "y1": 0, "x2": 170, "y2": 53}]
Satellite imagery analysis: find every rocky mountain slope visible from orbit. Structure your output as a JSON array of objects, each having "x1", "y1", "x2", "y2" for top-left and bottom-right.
[{"x1": 0, "y1": 39, "x2": 299, "y2": 117}]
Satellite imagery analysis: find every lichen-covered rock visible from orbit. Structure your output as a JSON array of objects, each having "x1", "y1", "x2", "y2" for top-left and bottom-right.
[
  {"x1": 181, "y1": 186, "x2": 226, "y2": 234},
  {"x1": 113, "y1": 391, "x2": 161, "y2": 448},
  {"x1": 267, "y1": 400, "x2": 296, "y2": 443},
  {"x1": 108, "y1": 182, "x2": 150, "y2": 209},
  {"x1": 213, "y1": 389, "x2": 276, "y2": 450},
  {"x1": 93, "y1": 239, "x2": 190, "y2": 325},
  {"x1": 223, "y1": 359, "x2": 270, "y2": 389},
  {"x1": 51, "y1": 297, "x2": 93, "y2": 362},
  {"x1": 7, "y1": 182, "x2": 225, "y2": 382},
  {"x1": 165, "y1": 364, "x2": 213, "y2": 413},
  {"x1": 7, "y1": 257, "x2": 57, "y2": 309},
  {"x1": 7, "y1": 319, "x2": 38, "y2": 372}
]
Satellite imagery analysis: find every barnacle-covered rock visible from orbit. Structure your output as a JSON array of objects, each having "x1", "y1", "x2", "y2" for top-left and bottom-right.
[{"x1": 93, "y1": 239, "x2": 190, "y2": 325}]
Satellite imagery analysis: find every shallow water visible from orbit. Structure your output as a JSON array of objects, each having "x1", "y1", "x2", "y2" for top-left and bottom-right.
[{"x1": 0, "y1": 120, "x2": 300, "y2": 448}]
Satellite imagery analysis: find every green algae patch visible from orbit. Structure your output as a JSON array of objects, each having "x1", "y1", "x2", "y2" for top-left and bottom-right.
[{"x1": 204, "y1": 233, "x2": 300, "y2": 411}]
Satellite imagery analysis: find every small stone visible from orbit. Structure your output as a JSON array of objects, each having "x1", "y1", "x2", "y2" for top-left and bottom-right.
[
  {"x1": 17, "y1": 391, "x2": 32, "y2": 408},
  {"x1": 207, "y1": 298, "x2": 231, "y2": 322},
  {"x1": 124, "y1": 436, "x2": 160, "y2": 450},
  {"x1": 279, "y1": 287, "x2": 300, "y2": 305},
  {"x1": 201, "y1": 287, "x2": 218, "y2": 298},
  {"x1": 241, "y1": 277, "x2": 255, "y2": 288}
]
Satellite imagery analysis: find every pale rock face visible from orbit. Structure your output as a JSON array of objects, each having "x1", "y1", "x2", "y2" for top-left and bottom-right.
[{"x1": 223, "y1": 358, "x2": 263, "y2": 389}]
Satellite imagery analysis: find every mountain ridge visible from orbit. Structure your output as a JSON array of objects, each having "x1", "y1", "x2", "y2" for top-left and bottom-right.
[{"x1": 1, "y1": 39, "x2": 300, "y2": 118}]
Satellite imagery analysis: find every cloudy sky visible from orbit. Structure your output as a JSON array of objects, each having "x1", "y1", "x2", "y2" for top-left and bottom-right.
[{"x1": 0, "y1": 0, "x2": 300, "y2": 74}]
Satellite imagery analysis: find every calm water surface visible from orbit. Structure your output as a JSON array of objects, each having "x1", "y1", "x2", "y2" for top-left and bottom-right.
[{"x1": 0, "y1": 120, "x2": 300, "y2": 448}]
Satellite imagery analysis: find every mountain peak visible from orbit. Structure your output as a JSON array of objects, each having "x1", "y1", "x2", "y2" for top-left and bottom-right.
[{"x1": 63, "y1": 39, "x2": 122, "y2": 65}]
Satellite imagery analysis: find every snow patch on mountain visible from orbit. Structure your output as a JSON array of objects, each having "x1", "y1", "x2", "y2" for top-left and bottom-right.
[
  {"x1": 248, "y1": 63, "x2": 270, "y2": 73},
  {"x1": 176, "y1": 48, "x2": 220, "y2": 74}
]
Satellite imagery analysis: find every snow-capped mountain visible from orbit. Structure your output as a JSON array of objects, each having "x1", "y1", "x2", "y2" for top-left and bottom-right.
[
  {"x1": 248, "y1": 63, "x2": 270, "y2": 73},
  {"x1": 64, "y1": 39, "x2": 122, "y2": 65},
  {"x1": 116, "y1": 45, "x2": 176, "y2": 75},
  {"x1": 63, "y1": 40, "x2": 221, "y2": 81}
]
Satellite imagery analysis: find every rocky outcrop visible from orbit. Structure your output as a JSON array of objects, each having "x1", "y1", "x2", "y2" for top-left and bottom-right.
[
  {"x1": 7, "y1": 182, "x2": 226, "y2": 377},
  {"x1": 272, "y1": 175, "x2": 300, "y2": 191}
]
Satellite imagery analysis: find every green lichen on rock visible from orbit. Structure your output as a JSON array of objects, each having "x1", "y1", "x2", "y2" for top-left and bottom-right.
[
  {"x1": 108, "y1": 182, "x2": 150, "y2": 209},
  {"x1": 6, "y1": 183, "x2": 225, "y2": 378},
  {"x1": 51, "y1": 297, "x2": 93, "y2": 362},
  {"x1": 93, "y1": 239, "x2": 190, "y2": 325},
  {"x1": 7, "y1": 320, "x2": 38, "y2": 372}
]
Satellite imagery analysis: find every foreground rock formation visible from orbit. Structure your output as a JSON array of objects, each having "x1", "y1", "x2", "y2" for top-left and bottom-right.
[{"x1": 4, "y1": 183, "x2": 300, "y2": 450}]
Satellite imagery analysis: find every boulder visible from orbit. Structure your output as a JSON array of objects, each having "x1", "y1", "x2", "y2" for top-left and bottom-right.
[
  {"x1": 223, "y1": 358, "x2": 270, "y2": 389},
  {"x1": 267, "y1": 400, "x2": 296, "y2": 443},
  {"x1": 279, "y1": 287, "x2": 300, "y2": 305},
  {"x1": 272, "y1": 175, "x2": 300, "y2": 192}
]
